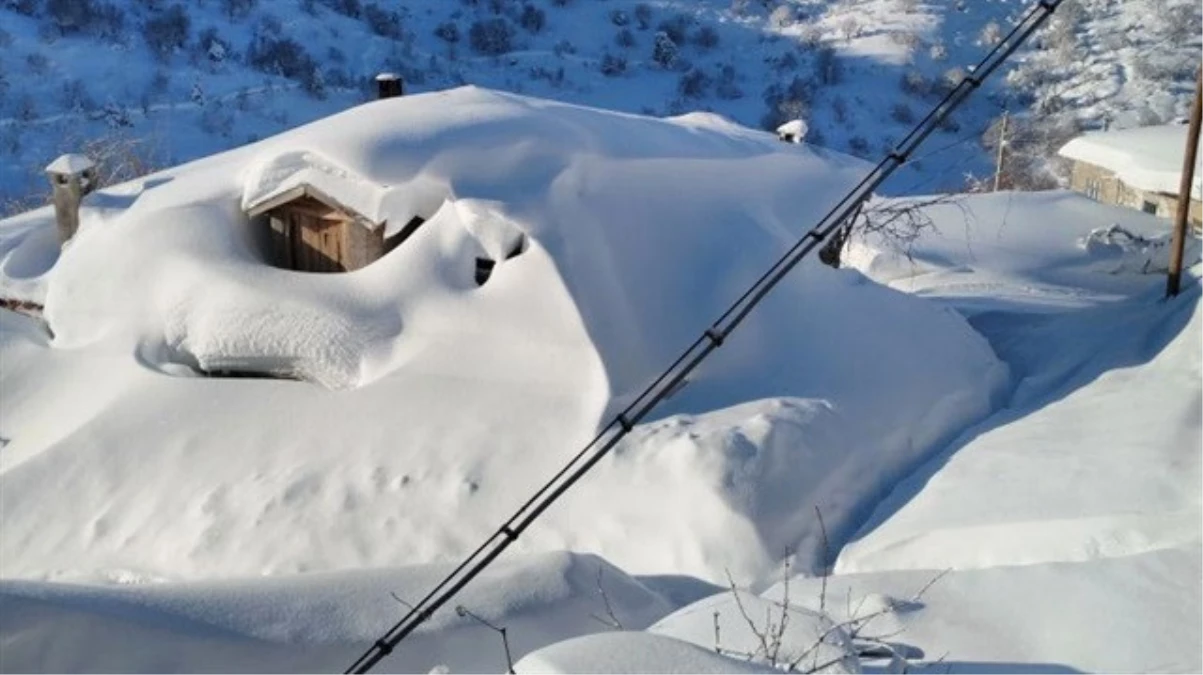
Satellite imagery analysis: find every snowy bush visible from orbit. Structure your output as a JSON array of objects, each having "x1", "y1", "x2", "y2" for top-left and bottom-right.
[
  {"x1": 770, "y1": 50, "x2": 795, "y2": 73},
  {"x1": 469, "y1": 18, "x2": 514, "y2": 55},
  {"x1": 832, "y1": 95, "x2": 849, "y2": 124},
  {"x1": 890, "y1": 102, "x2": 915, "y2": 124},
  {"x1": 799, "y1": 23, "x2": 823, "y2": 48},
  {"x1": 651, "y1": 31, "x2": 679, "y2": 69},
  {"x1": 656, "y1": 14, "x2": 690, "y2": 44},
  {"x1": 715, "y1": 63, "x2": 742, "y2": 100},
  {"x1": 363, "y1": 3, "x2": 403, "y2": 39},
  {"x1": 3, "y1": 0, "x2": 38, "y2": 16},
  {"x1": 614, "y1": 28, "x2": 635, "y2": 49},
  {"x1": 194, "y1": 27, "x2": 233, "y2": 65},
  {"x1": 15, "y1": 94, "x2": 36, "y2": 121},
  {"x1": 814, "y1": 46, "x2": 841, "y2": 84},
  {"x1": 46, "y1": 0, "x2": 93, "y2": 35},
  {"x1": 769, "y1": 5, "x2": 795, "y2": 28},
  {"x1": 1158, "y1": 3, "x2": 1202, "y2": 47},
  {"x1": 89, "y1": 2, "x2": 126, "y2": 42},
  {"x1": 977, "y1": 20, "x2": 1003, "y2": 47},
  {"x1": 609, "y1": 9, "x2": 629, "y2": 27},
  {"x1": 434, "y1": 21, "x2": 460, "y2": 43},
  {"x1": 634, "y1": 3, "x2": 653, "y2": 30},
  {"x1": 246, "y1": 33, "x2": 321, "y2": 94},
  {"x1": 940, "y1": 66, "x2": 966, "y2": 93},
  {"x1": 838, "y1": 15, "x2": 861, "y2": 41},
  {"x1": 143, "y1": 4, "x2": 191, "y2": 60},
  {"x1": 220, "y1": 0, "x2": 256, "y2": 21},
  {"x1": 552, "y1": 39, "x2": 575, "y2": 56},
  {"x1": 677, "y1": 68, "x2": 711, "y2": 99},
  {"x1": 518, "y1": 5, "x2": 545, "y2": 34},
  {"x1": 929, "y1": 40, "x2": 947, "y2": 61},
  {"x1": 692, "y1": 25, "x2": 720, "y2": 51},
  {"x1": 60, "y1": 78, "x2": 94, "y2": 112},
  {"x1": 599, "y1": 53, "x2": 626, "y2": 77},
  {"x1": 320, "y1": 0, "x2": 360, "y2": 18},
  {"x1": 847, "y1": 135, "x2": 870, "y2": 157},
  {"x1": 899, "y1": 69, "x2": 929, "y2": 96},
  {"x1": 25, "y1": 53, "x2": 50, "y2": 76}
]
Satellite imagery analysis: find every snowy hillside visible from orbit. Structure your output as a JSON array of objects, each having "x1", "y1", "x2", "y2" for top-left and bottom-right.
[{"x1": 1, "y1": 0, "x2": 1199, "y2": 207}]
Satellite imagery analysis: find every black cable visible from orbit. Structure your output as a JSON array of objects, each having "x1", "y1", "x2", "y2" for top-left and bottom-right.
[{"x1": 345, "y1": 2, "x2": 1063, "y2": 671}]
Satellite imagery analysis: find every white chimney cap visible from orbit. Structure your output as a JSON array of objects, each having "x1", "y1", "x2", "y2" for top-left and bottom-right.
[{"x1": 45, "y1": 153, "x2": 97, "y2": 176}]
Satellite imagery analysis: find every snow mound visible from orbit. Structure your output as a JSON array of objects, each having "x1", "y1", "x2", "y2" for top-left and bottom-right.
[
  {"x1": 0, "y1": 87, "x2": 1005, "y2": 585},
  {"x1": 838, "y1": 281, "x2": 1202, "y2": 573},
  {"x1": 516, "y1": 632, "x2": 777, "y2": 674},
  {"x1": 846, "y1": 190, "x2": 1201, "y2": 313},
  {"x1": 764, "y1": 545, "x2": 1202, "y2": 674},
  {"x1": 0, "y1": 551, "x2": 675, "y2": 674},
  {"x1": 650, "y1": 591, "x2": 859, "y2": 673}
]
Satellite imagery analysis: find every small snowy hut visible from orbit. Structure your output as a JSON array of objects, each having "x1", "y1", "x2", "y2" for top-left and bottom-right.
[{"x1": 242, "y1": 151, "x2": 422, "y2": 273}]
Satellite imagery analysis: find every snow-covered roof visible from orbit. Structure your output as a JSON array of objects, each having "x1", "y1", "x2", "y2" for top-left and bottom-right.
[
  {"x1": 1058, "y1": 123, "x2": 1203, "y2": 200},
  {"x1": 44, "y1": 153, "x2": 96, "y2": 175},
  {"x1": 241, "y1": 150, "x2": 389, "y2": 227}
]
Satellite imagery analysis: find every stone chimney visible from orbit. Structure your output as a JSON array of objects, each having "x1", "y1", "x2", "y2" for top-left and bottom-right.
[
  {"x1": 376, "y1": 72, "x2": 404, "y2": 99},
  {"x1": 45, "y1": 154, "x2": 98, "y2": 246}
]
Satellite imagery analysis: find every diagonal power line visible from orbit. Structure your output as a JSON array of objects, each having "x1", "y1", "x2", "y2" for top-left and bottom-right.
[{"x1": 345, "y1": 2, "x2": 1063, "y2": 671}]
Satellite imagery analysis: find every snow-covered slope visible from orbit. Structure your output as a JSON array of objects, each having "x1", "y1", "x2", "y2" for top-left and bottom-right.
[
  {"x1": 2, "y1": 0, "x2": 1198, "y2": 207},
  {"x1": 0, "y1": 551, "x2": 675, "y2": 673},
  {"x1": 0, "y1": 87, "x2": 1006, "y2": 587}
]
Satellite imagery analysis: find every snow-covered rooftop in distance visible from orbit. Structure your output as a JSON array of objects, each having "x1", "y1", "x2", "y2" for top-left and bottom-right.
[
  {"x1": 776, "y1": 119, "x2": 809, "y2": 142},
  {"x1": 44, "y1": 153, "x2": 96, "y2": 176},
  {"x1": 1058, "y1": 123, "x2": 1203, "y2": 200},
  {"x1": 241, "y1": 149, "x2": 390, "y2": 227}
]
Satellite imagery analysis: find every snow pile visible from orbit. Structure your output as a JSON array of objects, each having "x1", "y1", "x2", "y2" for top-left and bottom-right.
[
  {"x1": 0, "y1": 87, "x2": 1007, "y2": 585},
  {"x1": 0, "y1": 551, "x2": 674, "y2": 673},
  {"x1": 516, "y1": 632, "x2": 777, "y2": 675},
  {"x1": 839, "y1": 282, "x2": 1202, "y2": 574},
  {"x1": 845, "y1": 190, "x2": 1201, "y2": 312},
  {"x1": 650, "y1": 591, "x2": 859, "y2": 673},
  {"x1": 1076, "y1": 223, "x2": 1194, "y2": 274},
  {"x1": 1058, "y1": 123, "x2": 1203, "y2": 199},
  {"x1": 766, "y1": 545, "x2": 1201, "y2": 673}
]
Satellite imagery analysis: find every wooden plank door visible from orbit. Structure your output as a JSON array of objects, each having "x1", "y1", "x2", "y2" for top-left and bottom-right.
[{"x1": 289, "y1": 214, "x2": 344, "y2": 272}]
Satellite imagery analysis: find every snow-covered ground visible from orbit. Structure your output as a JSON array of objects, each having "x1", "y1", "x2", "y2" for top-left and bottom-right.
[{"x1": 1, "y1": 88, "x2": 1200, "y2": 673}]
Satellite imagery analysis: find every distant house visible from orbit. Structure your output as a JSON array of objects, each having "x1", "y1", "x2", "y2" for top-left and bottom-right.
[
  {"x1": 242, "y1": 151, "x2": 423, "y2": 273},
  {"x1": 1058, "y1": 123, "x2": 1202, "y2": 230}
]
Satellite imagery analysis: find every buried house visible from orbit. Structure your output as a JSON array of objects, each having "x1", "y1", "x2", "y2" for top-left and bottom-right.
[{"x1": 242, "y1": 151, "x2": 424, "y2": 273}]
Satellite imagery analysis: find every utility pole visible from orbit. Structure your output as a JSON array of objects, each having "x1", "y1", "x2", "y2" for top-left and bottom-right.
[
  {"x1": 1167, "y1": 67, "x2": 1202, "y2": 298},
  {"x1": 993, "y1": 109, "x2": 1009, "y2": 192}
]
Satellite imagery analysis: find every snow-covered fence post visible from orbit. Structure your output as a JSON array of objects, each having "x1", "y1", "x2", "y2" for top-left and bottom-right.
[
  {"x1": 45, "y1": 153, "x2": 98, "y2": 246},
  {"x1": 376, "y1": 72, "x2": 404, "y2": 100}
]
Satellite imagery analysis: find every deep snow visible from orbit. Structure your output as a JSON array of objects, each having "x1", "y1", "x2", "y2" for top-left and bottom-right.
[
  {"x1": 0, "y1": 87, "x2": 1005, "y2": 587},
  {"x1": 0, "y1": 87, "x2": 1200, "y2": 674}
]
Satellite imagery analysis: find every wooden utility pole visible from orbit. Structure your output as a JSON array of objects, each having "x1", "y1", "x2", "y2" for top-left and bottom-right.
[
  {"x1": 993, "y1": 110, "x2": 1009, "y2": 192},
  {"x1": 1167, "y1": 68, "x2": 1202, "y2": 298}
]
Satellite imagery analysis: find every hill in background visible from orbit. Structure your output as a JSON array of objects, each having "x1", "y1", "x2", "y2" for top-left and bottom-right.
[{"x1": 0, "y1": 0, "x2": 1199, "y2": 208}]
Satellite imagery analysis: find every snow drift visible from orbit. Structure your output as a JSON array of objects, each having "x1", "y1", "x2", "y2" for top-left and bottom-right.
[{"x1": 0, "y1": 87, "x2": 1005, "y2": 586}]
